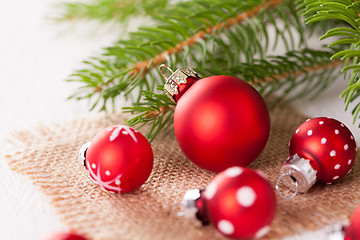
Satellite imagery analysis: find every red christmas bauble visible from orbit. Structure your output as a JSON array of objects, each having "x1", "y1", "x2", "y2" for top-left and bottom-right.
[
  {"x1": 43, "y1": 232, "x2": 87, "y2": 240},
  {"x1": 345, "y1": 205, "x2": 360, "y2": 240},
  {"x1": 198, "y1": 167, "x2": 276, "y2": 239},
  {"x1": 173, "y1": 75, "x2": 270, "y2": 172},
  {"x1": 290, "y1": 117, "x2": 356, "y2": 184},
  {"x1": 83, "y1": 125, "x2": 153, "y2": 193},
  {"x1": 279, "y1": 117, "x2": 357, "y2": 195}
]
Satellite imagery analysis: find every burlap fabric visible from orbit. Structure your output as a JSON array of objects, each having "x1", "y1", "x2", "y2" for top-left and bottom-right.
[{"x1": 5, "y1": 103, "x2": 360, "y2": 240}]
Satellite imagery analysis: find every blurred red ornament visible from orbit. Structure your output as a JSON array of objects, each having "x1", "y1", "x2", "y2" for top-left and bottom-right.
[
  {"x1": 277, "y1": 117, "x2": 357, "y2": 197},
  {"x1": 43, "y1": 232, "x2": 87, "y2": 240},
  {"x1": 174, "y1": 167, "x2": 276, "y2": 239},
  {"x1": 80, "y1": 125, "x2": 153, "y2": 193},
  {"x1": 345, "y1": 205, "x2": 360, "y2": 240},
  {"x1": 162, "y1": 66, "x2": 270, "y2": 172}
]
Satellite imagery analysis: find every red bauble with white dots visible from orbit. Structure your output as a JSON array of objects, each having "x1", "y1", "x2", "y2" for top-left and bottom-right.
[
  {"x1": 290, "y1": 117, "x2": 356, "y2": 184},
  {"x1": 345, "y1": 205, "x2": 360, "y2": 240},
  {"x1": 82, "y1": 125, "x2": 153, "y2": 193},
  {"x1": 279, "y1": 117, "x2": 357, "y2": 194},
  {"x1": 173, "y1": 75, "x2": 270, "y2": 172},
  {"x1": 195, "y1": 167, "x2": 276, "y2": 239},
  {"x1": 43, "y1": 232, "x2": 87, "y2": 240}
]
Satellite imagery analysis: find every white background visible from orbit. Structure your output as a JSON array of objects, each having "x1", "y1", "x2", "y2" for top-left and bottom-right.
[{"x1": 0, "y1": 1, "x2": 358, "y2": 239}]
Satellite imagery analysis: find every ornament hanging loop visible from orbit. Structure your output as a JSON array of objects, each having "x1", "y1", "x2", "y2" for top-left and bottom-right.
[
  {"x1": 275, "y1": 172, "x2": 299, "y2": 200},
  {"x1": 159, "y1": 64, "x2": 174, "y2": 80}
]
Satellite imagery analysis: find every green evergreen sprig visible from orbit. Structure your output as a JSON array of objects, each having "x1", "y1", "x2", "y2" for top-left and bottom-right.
[
  {"x1": 57, "y1": 0, "x2": 169, "y2": 22},
  {"x1": 300, "y1": 0, "x2": 360, "y2": 125},
  {"x1": 63, "y1": 0, "x2": 351, "y2": 140},
  {"x1": 67, "y1": 0, "x2": 308, "y2": 110}
]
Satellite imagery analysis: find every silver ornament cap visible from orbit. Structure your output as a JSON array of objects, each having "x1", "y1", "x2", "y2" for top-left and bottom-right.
[
  {"x1": 326, "y1": 224, "x2": 346, "y2": 240},
  {"x1": 278, "y1": 154, "x2": 317, "y2": 194},
  {"x1": 182, "y1": 189, "x2": 202, "y2": 220}
]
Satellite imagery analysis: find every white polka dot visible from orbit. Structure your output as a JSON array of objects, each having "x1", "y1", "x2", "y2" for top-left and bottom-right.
[
  {"x1": 344, "y1": 144, "x2": 349, "y2": 150},
  {"x1": 236, "y1": 186, "x2": 256, "y2": 207},
  {"x1": 115, "y1": 179, "x2": 121, "y2": 185},
  {"x1": 295, "y1": 129, "x2": 299, "y2": 134},
  {"x1": 321, "y1": 138, "x2": 327, "y2": 144},
  {"x1": 307, "y1": 130, "x2": 313, "y2": 136},
  {"x1": 333, "y1": 176, "x2": 339, "y2": 180},
  {"x1": 335, "y1": 129, "x2": 339, "y2": 134},
  {"x1": 255, "y1": 226, "x2": 271, "y2": 238},
  {"x1": 306, "y1": 119, "x2": 310, "y2": 122},
  {"x1": 334, "y1": 164, "x2": 340, "y2": 170},
  {"x1": 105, "y1": 170, "x2": 111, "y2": 176},
  {"x1": 217, "y1": 220, "x2": 234, "y2": 235},
  {"x1": 330, "y1": 150, "x2": 336, "y2": 157},
  {"x1": 348, "y1": 159, "x2": 352, "y2": 165},
  {"x1": 319, "y1": 121, "x2": 324, "y2": 125},
  {"x1": 350, "y1": 135, "x2": 354, "y2": 140},
  {"x1": 341, "y1": 123, "x2": 345, "y2": 127},
  {"x1": 204, "y1": 182, "x2": 217, "y2": 200},
  {"x1": 91, "y1": 163, "x2": 96, "y2": 169},
  {"x1": 225, "y1": 167, "x2": 243, "y2": 177}
]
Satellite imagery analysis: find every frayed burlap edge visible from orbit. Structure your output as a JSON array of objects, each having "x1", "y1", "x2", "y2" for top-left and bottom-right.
[{"x1": 4, "y1": 104, "x2": 360, "y2": 240}]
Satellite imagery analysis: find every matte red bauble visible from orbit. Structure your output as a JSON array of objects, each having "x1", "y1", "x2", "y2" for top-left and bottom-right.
[
  {"x1": 79, "y1": 125, "x2": 153, "y2": 193},
  {"x1": 278, "y1": 117, "x2": 357, "y2": 196},
  {"x1": 163, "y1": 66, "x2": 270, "y2": 172},
  {"x1": 174, "y1": 167, "x2": 276, "y2": 239}
]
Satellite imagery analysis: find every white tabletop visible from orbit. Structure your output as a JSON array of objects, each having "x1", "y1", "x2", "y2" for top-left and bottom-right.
[{"x1": 0, "y1": 1, "x2": 358, "y2": 239}]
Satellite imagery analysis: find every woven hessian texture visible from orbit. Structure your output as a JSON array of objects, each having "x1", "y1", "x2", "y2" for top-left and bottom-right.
[{"x1": 5, "y1": 103, "x2": 360, "y2": 240}]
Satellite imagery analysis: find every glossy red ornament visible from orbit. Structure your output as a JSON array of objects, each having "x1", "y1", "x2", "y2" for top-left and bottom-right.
[
  {"x1": 81, "y1": 125, "x2": 153, "y2": 193},
  {"x1": 163, "y1": 66, "x2": 270, "y2": 172},
  {"x1": 278, "y1": 117, "x2": 357, "y2": 195},
  {"x1": 43, "y1": 232, "x2": 87, "y2": 240},
  {"x1": 177, "y1": 167, "x2": 276, "y2": 239}
]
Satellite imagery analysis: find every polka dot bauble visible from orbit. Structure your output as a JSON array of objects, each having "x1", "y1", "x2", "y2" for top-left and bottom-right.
[
  {"x1": 279, "y1": 117, "x2": 357, "y2": 195},
  {"x1": 163, "y1": 66, "x2": 270, "y2": 172},
  {"x1": 178, "y1": 167, "x2": 276, "y2": 239},
  {"x1": 80, "y1": 125, "x2": 153, "y2": 193}
]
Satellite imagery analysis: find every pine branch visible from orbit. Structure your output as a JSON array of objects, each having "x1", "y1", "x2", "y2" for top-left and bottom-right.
[
  {"x1": 124, "y1": 48, "x2": 343, "y2": 141},
  {"x1": 57, "y1": 0, "x2": 169, "y2": 22},
  {"x1": 300, "y1": 0, "x2": 360, "y2": 125},
  {"x1": 68, "y1": 0, "x2": 311, "y2": 111},
  {"x1": 130, "y1": 0, "x2": 284, "y2": 76}
]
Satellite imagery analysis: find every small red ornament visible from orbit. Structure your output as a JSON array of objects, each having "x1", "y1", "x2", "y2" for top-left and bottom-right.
[
  {"x1": 326, "y1": 205, "x2": 360, "y2": 240},
  {"x1": 174, "y1": 167, "x2": 276, "y2": 239},
  {"x1": 80, "y1": 125, "x2": 153, "y2": 193},
  {"x1": 277, "y1": 117, "x2": 357, "y2": 196},
  {"x1": 162, "y1": 65, "x2": 270, "y2": 172},
  {"x1": 43, "y1": 232, "x2": 87, "y2": 240}
]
